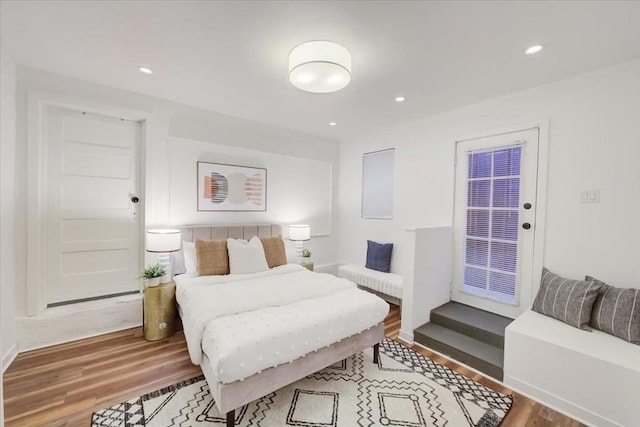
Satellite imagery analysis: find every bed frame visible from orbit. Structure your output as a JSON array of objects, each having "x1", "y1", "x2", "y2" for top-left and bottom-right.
[{"x1": 173, "y1": 224, "x2": 385, "y2": 427}]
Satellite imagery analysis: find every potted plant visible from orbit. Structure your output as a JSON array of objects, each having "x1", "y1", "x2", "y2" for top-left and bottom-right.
[
  {"x1": 301, "y1": 248, "x2": 313, "y2": 270},
  {"x1": 140, "y1": 263, "x2": 166, "y2": 287}
]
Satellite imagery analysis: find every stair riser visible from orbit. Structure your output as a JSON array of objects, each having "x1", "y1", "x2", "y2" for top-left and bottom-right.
[
  {"x1": 415, "y1": 331, "x2": 503, "y2": 381},
  {"x1": 430, "y1": 312, "x2": 505, "y2": 348}
]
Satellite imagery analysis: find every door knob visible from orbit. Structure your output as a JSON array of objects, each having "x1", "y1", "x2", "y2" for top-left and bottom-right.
[
  {"x1": 522, "y1": 222, "x2": 531, "y2": 230},
  {"x1": 130, "y1": 195, "x2": 140, "y2": 203},
  {"x1": 524, "y1": 203, "x2": 532, "y2": 210}
]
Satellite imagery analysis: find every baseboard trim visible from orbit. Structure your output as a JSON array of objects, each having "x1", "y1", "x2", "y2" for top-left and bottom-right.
[
  {"x1": 19, "y1": 323, "x2": 143, "y2": 353},
  {"x1": 503, "y1": 374, "x2": 619, "y2": 427},
  {"x1": 16, "y1": 293, "x2": 142, "y2": 352},
  {"x1": 2, "y1": 343, "x2": 18, "y2": 373},
  {"x1": 398, "y1": 329, "x2": 414, "y2": 344}
]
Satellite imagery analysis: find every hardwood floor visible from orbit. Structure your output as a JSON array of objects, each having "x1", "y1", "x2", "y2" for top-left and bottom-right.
[{"x1": 3, "y1": 304, "x2": 583, "y2": 426}]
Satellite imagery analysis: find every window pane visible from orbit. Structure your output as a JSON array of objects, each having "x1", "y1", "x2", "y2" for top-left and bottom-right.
[
  {"x1": 490, "y1": 241, "x2": 518, "y2": 273},
  {"x1": 466, "y1": 210, "x2": 489, "y2": 238},
  {"x1": 468, "y1": 152, "x2": 492, "y2": 178},
  {"x1": 494, "y1": 147, "x2": 521, "y2": 177},
  {"x1": 465, "y1": 239, "x2": 488, "y2": 266},
  {"x1": 493, "y1": 178, "x2": 520, "y2": 207},
  {"x1": 491, "y1": 210, "x2": 519, "y2": 240},
  {"x1": 489, "y1": 271, "x2": 516, "y2": 300},
  {"x1": 467, "y1": 180, "x2": 490, "y2": 207},
  {"x1": 465, "y1": 266, "x2": 487, "y2": 290}
]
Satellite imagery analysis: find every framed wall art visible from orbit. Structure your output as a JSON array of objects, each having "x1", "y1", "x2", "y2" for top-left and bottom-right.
[{"x1": 197, "y1": 161, "x2": 267, "y2": 211}]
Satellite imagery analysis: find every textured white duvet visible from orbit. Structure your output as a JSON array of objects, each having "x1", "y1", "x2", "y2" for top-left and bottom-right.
[{"x1": 175, "y1": 264, "x2": 389, "y2": 384}]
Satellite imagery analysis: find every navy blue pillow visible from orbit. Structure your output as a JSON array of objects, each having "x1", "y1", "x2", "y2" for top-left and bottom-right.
[{"x1": 365, "y1": 240, "x2": 393, "y2": 273}]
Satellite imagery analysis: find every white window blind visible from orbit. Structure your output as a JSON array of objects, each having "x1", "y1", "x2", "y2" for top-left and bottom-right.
[
  {"x1": 362, "y1": 148, "x2": 394, "y2": 219},
  {"x1": 464, "y1": 145, "x2": 522, "y2": 304}
]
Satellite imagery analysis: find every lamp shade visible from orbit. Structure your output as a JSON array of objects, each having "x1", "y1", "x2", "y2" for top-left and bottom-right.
[
  {"x1": 146, "y1": 229, "x2": 181, "y2": 252},
  {"x1": 288, "y1": 41, "x2": 351, "y2": 93},
  {"x1": 288, "y1": 224, "x2": 311, "y2": 241}
]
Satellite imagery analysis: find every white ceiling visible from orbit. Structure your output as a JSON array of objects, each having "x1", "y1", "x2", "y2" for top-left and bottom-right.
[{"x1": 2, "y1": 1, "x2": 639, "y2": 141}]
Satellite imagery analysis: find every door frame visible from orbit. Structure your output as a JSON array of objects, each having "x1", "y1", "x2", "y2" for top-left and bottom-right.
[
  {"x1": 450, "y1": 120, "x2": 549, "y2": 318},
  {"x1": 26, "y1": 92, "x2": 149, "y2": 316}
]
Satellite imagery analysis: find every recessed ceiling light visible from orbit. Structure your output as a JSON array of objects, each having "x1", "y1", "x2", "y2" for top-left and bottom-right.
[
  {"x1": 524, "y1": 45, "x2": 544, "y2": 55},
  {"x1": 395, "y1": 96, "x2": 406, "y2": 102},
  {"x1": 329, "y1": 122, "x2": 337, "y2": 126},
  {"x1": 139, "y1": 67, "x2": 153, "y2": 75}
]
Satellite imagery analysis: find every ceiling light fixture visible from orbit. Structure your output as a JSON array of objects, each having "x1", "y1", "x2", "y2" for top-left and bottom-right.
[
  {"x1": 395, "y1": 96, "x2": 406, "y2": 102},
  {"x1": 329, "y1": 122, "x2": 337, "y2": 126},
  {"x1": 289, "y1": 41, "x2": 351, "y2": 93},
  {"x1": 139, "y1": 66, "x2": 153, "y2": 75},
  {"x1": 524, "y1": 45, "x2": 544, "y2": 55}
]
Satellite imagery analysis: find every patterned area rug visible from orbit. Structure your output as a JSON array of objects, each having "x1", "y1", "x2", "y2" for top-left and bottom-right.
[{"x1": 92, "y1": 338, "x2": 512, "y2": 426}]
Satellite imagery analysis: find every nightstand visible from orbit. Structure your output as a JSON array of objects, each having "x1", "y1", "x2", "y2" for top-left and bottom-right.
[
  {"x1": 301, "y1": 260, "x2": 314, "y2": 271},
  {"x1": 144, "y1": 281, "x2": 177, "y2": 341}
]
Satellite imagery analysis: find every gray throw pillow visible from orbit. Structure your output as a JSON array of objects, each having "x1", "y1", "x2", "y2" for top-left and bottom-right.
[
  {"x1": 587, "y1": 276, "x2": 640, "y2": 345},
  {"x1": 532, "y1": 268, "x2": 602, "y2": 330}
]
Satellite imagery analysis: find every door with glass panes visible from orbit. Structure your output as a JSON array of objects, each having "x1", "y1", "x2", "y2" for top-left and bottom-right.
[{"x1": 452, "y1": 128, "x2": 539, "y2": 318}]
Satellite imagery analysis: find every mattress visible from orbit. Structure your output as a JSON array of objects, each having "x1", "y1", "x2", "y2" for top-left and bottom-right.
[{"x1": 175, "y1": 264, "x2": 389, "y2": 384}]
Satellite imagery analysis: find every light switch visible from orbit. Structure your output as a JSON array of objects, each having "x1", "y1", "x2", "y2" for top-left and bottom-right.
[{"x1": 580, "y1": 189, "x2": 600, "y2": 203}]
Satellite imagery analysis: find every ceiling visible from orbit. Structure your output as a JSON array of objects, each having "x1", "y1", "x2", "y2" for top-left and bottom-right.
[{"x1": 2, "y1": 1, "x2": 639, "y2": 141}]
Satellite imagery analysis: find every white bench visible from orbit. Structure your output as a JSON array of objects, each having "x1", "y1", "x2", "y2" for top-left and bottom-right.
[
  {"x1": 504, "y1": 310, "x2": 640, "y2": 427},
  {"x1": 338, "y1": 264, "x2": 403, "y2": 302}
]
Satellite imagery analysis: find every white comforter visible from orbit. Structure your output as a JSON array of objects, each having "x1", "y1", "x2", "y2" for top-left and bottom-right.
[{"x1": 176, "y1": 264, "x2": 389, "y2": 383}]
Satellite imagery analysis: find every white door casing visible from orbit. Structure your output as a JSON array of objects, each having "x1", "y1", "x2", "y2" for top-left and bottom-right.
[
  {"x1": 452, "y1": 128, "x2": 541, "y2": 319},
  {"x1": 45, "y1": 107, "x2": 142, "y2": 305}
]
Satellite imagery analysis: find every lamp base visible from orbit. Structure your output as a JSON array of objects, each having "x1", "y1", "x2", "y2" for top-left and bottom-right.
[{"x1": 157, "y1": 253, "x2": 172, "y2": 284}]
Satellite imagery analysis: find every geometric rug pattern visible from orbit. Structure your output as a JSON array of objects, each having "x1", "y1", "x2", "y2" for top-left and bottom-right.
[{"x1": 92, "y1": 338, "x2": 512, "y2": 426}]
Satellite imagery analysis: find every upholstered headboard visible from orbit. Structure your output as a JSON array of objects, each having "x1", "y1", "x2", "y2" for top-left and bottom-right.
[{"x1": 172, "y1": 224, "x2": 283, "y2": 275}]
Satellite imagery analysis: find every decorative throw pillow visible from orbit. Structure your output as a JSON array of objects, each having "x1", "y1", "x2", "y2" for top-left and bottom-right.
[
  {"x1": 587, "y1": 276, "x2": 639, "y2": 345},
  {"x1": 183, "y1": 241, "x2": 197, "y2": 275},
  {"x1": 195, "y1": 239, "x2": 229, "y2": 276},
  {"x1": 365, "y1": 240, "x2": 393, "y2": 273},
  {"x1": 532, "y1": 268, "x2": 602, "y2": 330},
  {"x1": 260, "y1": 235, "x2": 287, "y2": 268},
  {"x1": 227, "y1": 236, "x2": 269, "y2": 274}
]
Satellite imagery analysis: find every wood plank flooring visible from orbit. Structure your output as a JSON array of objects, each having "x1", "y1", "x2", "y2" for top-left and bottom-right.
[{"x1": 3, "y1": 304, "x2": 583, "y2": 426}]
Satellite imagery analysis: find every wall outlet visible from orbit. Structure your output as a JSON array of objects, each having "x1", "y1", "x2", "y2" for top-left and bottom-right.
[{"x1": 580, "y1": 189, "x2": 600, "y2": 203}]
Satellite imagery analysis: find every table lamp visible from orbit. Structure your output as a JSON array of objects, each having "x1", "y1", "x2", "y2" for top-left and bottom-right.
[{"x1": 146, "y1": 229, "x2": 181, "y2": 284}]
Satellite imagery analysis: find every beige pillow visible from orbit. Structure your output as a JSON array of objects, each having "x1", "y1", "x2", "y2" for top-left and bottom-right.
[
  {"x1": 195, "y1": 239, "x2": 229, "y2": 276},
  {"x1": 260, "y1": 235, "x2": 287, "y2": 268}
]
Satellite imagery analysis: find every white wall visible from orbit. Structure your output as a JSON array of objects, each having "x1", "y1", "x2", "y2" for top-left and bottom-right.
[
  {"x1": 338, "y1": 59, "x2": 640, "y2": 326},
  {"x1": 1, "y1": 47, "x2": 18, "y2": 372},
  {"x1": 12, "y1": 67, "x2": 339, "y2": 349}
]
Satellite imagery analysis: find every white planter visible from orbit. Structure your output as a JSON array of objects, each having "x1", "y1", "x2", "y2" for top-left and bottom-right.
[{"x1": 145, "y1": 277, "x2": 160, "y2": 287}]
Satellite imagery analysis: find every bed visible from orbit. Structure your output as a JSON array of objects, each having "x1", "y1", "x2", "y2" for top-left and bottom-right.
[{"x1": 174, "y1": 225, "x2": 389, "y2": 427}]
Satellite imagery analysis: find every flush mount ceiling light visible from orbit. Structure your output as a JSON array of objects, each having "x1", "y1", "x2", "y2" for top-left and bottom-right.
[
  {"x1": 395, "y1": 96, "x2": 406, "y2": 102},
  {"x1": 524, "y1": 45, "x2": 544, "y2": 55},
  {"x1": 289, "y1": 41, "x2": 351, "y2": 93},
  {"x1": 139, "y1": 66, "x2": 153, "y2": 74},
  {"x1": 329, "y1": 122, "x2": 337, "y2": 126}
]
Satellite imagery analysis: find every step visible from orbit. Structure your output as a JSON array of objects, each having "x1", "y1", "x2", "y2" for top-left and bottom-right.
[
  {"x1": 430, "y1": 302, "x2": 512, "y2": 349},
  {"x1": 414, "y1": 322, "x2": 504, "y2": 380}
]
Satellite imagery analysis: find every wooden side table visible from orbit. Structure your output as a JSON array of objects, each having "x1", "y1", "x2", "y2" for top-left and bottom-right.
[{"x1": 144, "y1": 281, "x2": 177, "y2": 341}]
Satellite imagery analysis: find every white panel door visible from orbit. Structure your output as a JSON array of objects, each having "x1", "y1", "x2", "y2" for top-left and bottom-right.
[
  {"x1": 46, "y1": 107, "x2": 141, "y2": 305},
  {"x1": 452, "y1": 128, "x2": 539, "y2": 318}
]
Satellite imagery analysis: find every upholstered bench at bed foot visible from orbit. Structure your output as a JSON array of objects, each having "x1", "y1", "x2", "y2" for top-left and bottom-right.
[
  {"x1": 223, "y1": 342, "x2": 381, "y2": 427},
  {"x1": 338, "y1": 264, "x2": 403, "y2": 303}
]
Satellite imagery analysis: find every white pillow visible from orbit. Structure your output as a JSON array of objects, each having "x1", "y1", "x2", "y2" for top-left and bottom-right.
[
  {"x1": 183, "y1": 241, "x2": 196, "y2": 275},
  {"x1": 227, "y1": 236, "x2": 269, "y2": 274}
]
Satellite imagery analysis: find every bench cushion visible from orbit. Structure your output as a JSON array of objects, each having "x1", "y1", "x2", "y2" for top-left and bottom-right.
[{"x1": 338, "y1": 264, "x2": 403, "y2": 299}]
